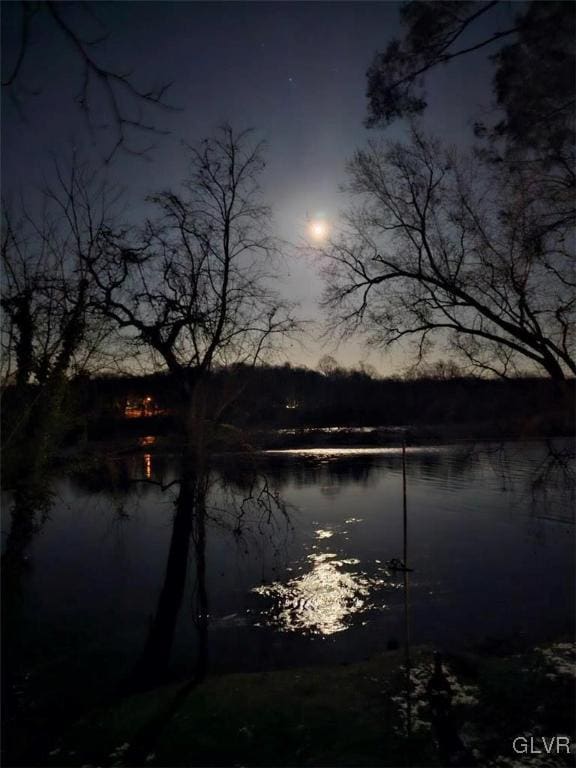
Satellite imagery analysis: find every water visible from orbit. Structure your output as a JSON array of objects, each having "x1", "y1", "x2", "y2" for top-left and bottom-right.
[{"x1": 2, "y1": 440, "x2": 574, "y2": 725}]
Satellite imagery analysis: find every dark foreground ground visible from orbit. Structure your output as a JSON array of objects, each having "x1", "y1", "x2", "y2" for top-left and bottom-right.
[{"x1": 37, "y1": 642, "x2": 575, "y2": 768}]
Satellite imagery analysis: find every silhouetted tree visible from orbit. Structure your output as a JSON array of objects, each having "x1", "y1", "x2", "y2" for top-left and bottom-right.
[
  {"x1": 1, "y1": 163, "x2": 120, "y2": 480},
  {"x1": 322, "y1": 128, "x2": 575, "y2": 380},
  {"x1": 357, "y1": 360, "x2": 378, "y2": 379},
  {"x1": 406, "y1": 358, "x2": 464, "y2": 381},
  {"x1": 86, "y1": 126, "x2": 298, "y2": 445},
  {"x1": 318, "y1": 354, "x2": 339, "y2": 376},
  {"x1": 365, "y1": 2, "x2": 575, "y2": 166},
  {"x1": 483, "y1": 2, "x2": 575, "y2": 166}
]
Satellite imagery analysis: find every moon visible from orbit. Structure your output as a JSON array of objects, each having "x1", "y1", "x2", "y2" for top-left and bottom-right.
[{"x1": 309, "y1": 219, "x2": 329, "y2": 241}]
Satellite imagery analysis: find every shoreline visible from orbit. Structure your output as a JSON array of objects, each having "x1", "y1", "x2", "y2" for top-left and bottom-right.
[{"x1": 45, "y1": 641, "x2": 576, "y2": 768}]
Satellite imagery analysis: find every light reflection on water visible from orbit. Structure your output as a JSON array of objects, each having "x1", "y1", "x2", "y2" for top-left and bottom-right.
[
  {"x1": 265, "y1": 447, "x2": 430, "y2": 457},
  {"x1": 251, "y1": 525, "x2": 406, "y2": 636},
  {"x1": 276, "y1": 426, "x2": 410, "y2": 435},
  {"x1": 144, "y1": 453, "x2": 152, "y2": 479},
  {"x1": 253, "y1": 551, "x2": 397, "y2": 636}
]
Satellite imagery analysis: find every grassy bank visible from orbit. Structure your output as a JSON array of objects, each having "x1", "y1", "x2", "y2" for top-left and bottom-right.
[{"x1": 44, "y1": 642, "x2": 575, "y2": 768}]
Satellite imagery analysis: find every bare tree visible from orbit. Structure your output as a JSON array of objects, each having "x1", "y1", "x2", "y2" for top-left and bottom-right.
[
  {"x1": 318, "y1": 354, "x2": 339, "y2": 376},
  {"x1": 357, "y1": 360, "x2": 378, "y2": 379},
  {"x1": 1, "y1": 163, "x2": 122, "y2": 384},
  {"x1": 322, "y1": 128, "x2": 575, "y2": 380},
  {"x1": 86, "y1": 125, "x2": 298, "y2": 441},
  {"x1": 405, "y1": 358, "x2": 464, "y2": 381}
]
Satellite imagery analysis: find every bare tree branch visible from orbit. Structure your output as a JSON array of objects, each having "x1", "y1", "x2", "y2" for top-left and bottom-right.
[
  {"x1": 322, "y1": 127, "x2": 575, "y2": 379},
  {"x1": 2, "y1": 1, "x2": 178, "y2": 162}
]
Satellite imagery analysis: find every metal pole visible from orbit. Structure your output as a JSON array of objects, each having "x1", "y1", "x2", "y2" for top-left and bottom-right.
[
  {"x1": 402, "y1": 434, "x2": 411, "y2": 738},
  {"x1": 402, "y1": 437, "x2": 407, "y2": 568},
  {"x1": 404, "y1": 568, "x2": 411, "y2": 738}
]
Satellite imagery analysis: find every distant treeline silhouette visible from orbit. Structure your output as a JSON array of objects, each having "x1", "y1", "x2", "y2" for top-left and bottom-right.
[{"x1": 5, "y1": 364, "x2": 572, "y2": 443}]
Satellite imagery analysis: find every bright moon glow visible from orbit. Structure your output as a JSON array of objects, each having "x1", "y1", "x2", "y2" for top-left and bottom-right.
[{"x1": 309, "y1": 220, "x2": 328, "y2": 241}]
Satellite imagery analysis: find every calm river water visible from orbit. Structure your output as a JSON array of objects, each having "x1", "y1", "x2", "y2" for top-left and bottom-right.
[{"x1": 2, "y1": 440, "x2": 574, "y2": 721}]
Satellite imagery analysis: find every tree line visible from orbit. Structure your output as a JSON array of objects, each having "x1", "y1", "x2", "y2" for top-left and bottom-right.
[{"x1": 32, "y1": 364, "x2": 572, "y2": 445}]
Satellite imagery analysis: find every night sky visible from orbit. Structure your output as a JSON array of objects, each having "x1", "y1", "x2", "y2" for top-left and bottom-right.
[{"x1": 2, "y1": 1, "x2": 515, "y2": 374}]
